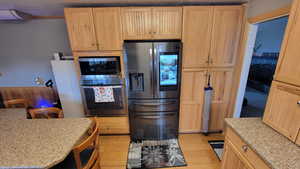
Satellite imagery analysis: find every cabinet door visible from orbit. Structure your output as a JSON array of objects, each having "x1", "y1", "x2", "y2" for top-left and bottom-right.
[
  {"x1": 121, "y1": 7, "x2": 152, "y2": 40},
  {"x1": 64, "y1": 8, "x2": 98, "y2": 51},
  {"x1": 221, "y1": 140, "x2": 254, "y2": 169},
  {"x1": 179, "y1": 69, "x2": 207, "y2": 133},
  {"x1": 182, "y1": 6, "x2": 213, "y2": 68},
  {"x1": 275, "y1": 0, "x2": 300, "y2": 86},
  {"x1": 210, "y1": 6, "x2": 243, "y2": 67},
  {"x1": 152, "y1": 7, "x2": 183, "y2": 39},
  {"x1": 93, "y1": 8, "x2": 122, "y2": 51},
  {"x1": 263, "y1": 81, "x2": 300, "y2": 142},
  {"x1": 209, "y1": 68, "x2": 233, "y2": 131}
]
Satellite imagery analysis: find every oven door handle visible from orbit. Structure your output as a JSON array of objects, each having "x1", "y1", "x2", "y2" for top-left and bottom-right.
[{"x1": 81, "y1": 85, "x2": 123, "y2": 88}]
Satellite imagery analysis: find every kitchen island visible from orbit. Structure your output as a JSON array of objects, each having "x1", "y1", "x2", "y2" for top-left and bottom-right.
[
  {"x1": 0, "y1": 108, "x2": 92, "y2": 169},
  {"x1": 224, "y1": 118, "x2": 300, "y2": 169}
]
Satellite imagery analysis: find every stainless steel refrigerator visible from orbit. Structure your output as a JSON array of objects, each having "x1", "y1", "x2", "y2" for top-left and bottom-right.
[{"x1": 124, "y1": 41, "x2": 182, "y2": 141}]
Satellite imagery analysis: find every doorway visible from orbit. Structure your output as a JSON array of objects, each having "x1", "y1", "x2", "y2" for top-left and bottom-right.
[{"x1": 235, "y1": 16, "x2": 289, "y2": 118}]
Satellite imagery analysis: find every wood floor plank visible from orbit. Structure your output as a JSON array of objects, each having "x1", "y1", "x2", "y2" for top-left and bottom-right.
[{"x1": 99, "y1": 134, "x2": 222, "y2": 169}]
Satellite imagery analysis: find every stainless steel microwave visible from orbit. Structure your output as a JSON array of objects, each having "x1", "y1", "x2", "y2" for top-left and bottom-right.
[{"x1": 78, "y1": 57, "x2": 121, "y2": 76}]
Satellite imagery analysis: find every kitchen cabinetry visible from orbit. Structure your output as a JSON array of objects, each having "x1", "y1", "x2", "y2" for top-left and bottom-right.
[
  {"x1": 221, "y1": 127, "x2": 271, "y2": 169},
  {"x1": 182, "y1": 6, "x2": 243, "y2": 68},
  {"x1": 64, "y1": 8, "x2": 98, "y2": 51},
  {"x1": 65, "y1": 7, "x2": 122, "y2": 51},
  {"x1": 263, "y1": 81, "x2": 300, "y2": 142},
  {"x1": 209, "y1": 68, "x2": 234, "y2": 131},
  {"x1": 121, "y1": 7, "x2": 182, "y2": 40},
  {"x1": 182, "y1": 6, "x2": 213, "y2": 68},
  {"x1": 97, "y1": 117, "x2": 130, "y2": 134},
  {"x1": 93, "y1": 8, "x2": 122, "y2": 50},
  {"x1": 210, "y1": 6, "x2": 243, "y2": 67},
  {"x1": 274, "y1": 0, "x2": 300, "y2": 86},
  {"x1": 179, "y1": 69, "x2": 207, "y2": 133}
]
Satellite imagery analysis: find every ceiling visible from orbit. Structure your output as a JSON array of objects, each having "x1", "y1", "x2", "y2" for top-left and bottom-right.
[{"x1": 0, "y1": 0, "x2": 249, "y2": 16}]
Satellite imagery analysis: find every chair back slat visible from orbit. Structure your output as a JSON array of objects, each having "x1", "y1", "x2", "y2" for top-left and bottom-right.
[
  {"x1": 4, "y1": 99, "x2": 29, "y2": 108},
  {"x1": 29, "y1": 107, "x2": 64, "y2": 119}
]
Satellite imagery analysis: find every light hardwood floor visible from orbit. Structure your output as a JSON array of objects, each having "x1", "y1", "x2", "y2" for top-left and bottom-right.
[{"x1": 99, "y1": 134, "x2": 224, "y2": 169}]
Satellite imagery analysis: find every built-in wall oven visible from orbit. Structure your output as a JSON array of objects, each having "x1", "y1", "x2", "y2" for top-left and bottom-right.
[{"x1": 78, "y1": 56, "x2": 127, "y2": 117}]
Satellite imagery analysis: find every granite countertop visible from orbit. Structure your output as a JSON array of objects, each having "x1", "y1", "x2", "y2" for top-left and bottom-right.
[
  {"x1": 225, "y1": 118, "x2": 300, "y2": 169},
  {"x1": 0, "y1": 108, "x2": 27, "y2": 120},
  {"x1": 0, "y1": 108, "x2": 92, "y2": 169}
]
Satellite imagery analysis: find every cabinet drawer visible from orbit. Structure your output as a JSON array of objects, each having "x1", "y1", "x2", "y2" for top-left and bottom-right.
[
  {"x1": 97, "y1": 117, "x2": 129, "y2": 134},
  {"x1": 226, "y1": 127, "x2": 271, "y2": 169}
]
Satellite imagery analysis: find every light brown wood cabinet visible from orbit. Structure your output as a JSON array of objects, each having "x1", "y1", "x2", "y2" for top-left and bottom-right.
[
  {"x1": 121, "y1": 7, "x2": 182, "y2": 40},
  {"x1": 93, "y1": 8, "x2": 122, "y2": 51},
  {"x1": 65, "y1": 7, "x2": 122, "y2": 51},
  {"x1": 97, "y1": 117, "x2": 130, "y2": 134},
  {"x1": 182, "y1": 6, "x2": 213, "y2": 68},
  {"x1": 64, "y1": 8, "x2": 98, "y2": 51},
  {"x1": 182, "y1": 6, "x2": 244, "y2": 68},
  {"x1": 179, "y1": 69, "x2": 207, "y2": 133},
  {"x1": 274, "y1": 0, "x2": 300, "y2": 86},
  {"x1": 222, "y1": 127, "x2": 271, "y2": 169},
  {"x1": 209, "y1": 68, "x2": 234, "y2": 131},
  {"x1": 263, "y1": 81, "x2": 300, "y2": 142}
]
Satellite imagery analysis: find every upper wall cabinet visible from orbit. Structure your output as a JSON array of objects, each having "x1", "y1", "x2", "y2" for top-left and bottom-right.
[
  {"x1": 182, "y1": 6, "x2": 213, "y2": 68},
  {"x1": 121, "y1": 7, "x2": 183, "y2": 40},
  {"x1": 182, "y1": 6, "x2": 244, "y2": 68},
  {"x1": 274, "y1": 0, "x2": 300, "y2": 86},
  {"x1": 64, "y1": 7, "x2": 122, "y2": 51},
  {"x1": 64, "y1": 8, "x2": 98, "y2": 51},
  {"x1": 121, "y1": 7, "x2": 152, "y2": 40},
  {"x1": 93, "y1": 8, "x2": 122, "y2": 51},
  {"x1": 210, "y1": 6, "x2": 243, "y2": 67}
]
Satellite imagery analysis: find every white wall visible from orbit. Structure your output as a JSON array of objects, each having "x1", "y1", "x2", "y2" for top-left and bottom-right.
[
  {"x1": 248, "y1": 0, "x2": 293, "y2": 18},
  {"x1": 0, "y1": 19, "x2": 71, "y2": 87},
  {"x1": 254, "y1": 16, "x2": 288, "y2": 55}
]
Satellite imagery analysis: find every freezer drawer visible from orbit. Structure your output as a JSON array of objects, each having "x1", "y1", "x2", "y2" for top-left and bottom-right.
[
  {"x1": 130, "y1": 112, "x2": 178, "y2": 141},
  {"x1": 129, "y1": 99, "x2": 179, "y2": 112}
]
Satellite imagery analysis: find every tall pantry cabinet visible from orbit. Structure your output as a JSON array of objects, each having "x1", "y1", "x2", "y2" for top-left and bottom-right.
[
  {"x1": 180, "y1": 6, "x2": 244, "y2": 132},
  {"x1": 263, "y1": 0, "x2": 300, "y2": 145}
]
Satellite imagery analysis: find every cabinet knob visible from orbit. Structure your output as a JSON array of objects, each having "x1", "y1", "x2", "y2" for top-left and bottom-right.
[
  {"x1": 242, "y1": 145, "x2": 248, "y2": 152},
  {"x1": 297, "y1": 101, "x2": 300, "y2": 105}
]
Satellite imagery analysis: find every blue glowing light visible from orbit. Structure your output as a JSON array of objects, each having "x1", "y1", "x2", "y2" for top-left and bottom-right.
[{"x1": 35, "y1": 98, "x2": 53, "y2": 108}]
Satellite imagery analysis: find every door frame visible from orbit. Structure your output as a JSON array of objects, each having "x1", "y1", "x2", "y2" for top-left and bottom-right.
[{"x1": 232, "y1": 5, "x2": 291, "y2": 118}]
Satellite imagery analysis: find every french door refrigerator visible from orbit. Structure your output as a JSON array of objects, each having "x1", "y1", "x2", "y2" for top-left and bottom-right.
[{"x1": 124, "y1": 41, "x2": 182, "y2": 141}]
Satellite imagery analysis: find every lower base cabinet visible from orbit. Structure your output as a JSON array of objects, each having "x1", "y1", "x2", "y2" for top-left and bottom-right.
[
  {"x1": 221, "y1": 127, "x2": 271, "y2": 169},
  {"x1": 96, "y1": 116, "x2": 130, "y2": 134}
]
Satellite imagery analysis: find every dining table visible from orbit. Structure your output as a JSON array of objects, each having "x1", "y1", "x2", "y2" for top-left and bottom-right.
[{"x1": 0, "y1": 108, "x2": 92, "y2": 169}]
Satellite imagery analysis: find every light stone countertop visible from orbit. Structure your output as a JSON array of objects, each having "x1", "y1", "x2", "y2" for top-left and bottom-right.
[
  {"x1": 0, "y1": 108, "x2": 92, "y2": 169},
  {"x1": 225, "y1": 118, "x2": 300, "y2": 169}
]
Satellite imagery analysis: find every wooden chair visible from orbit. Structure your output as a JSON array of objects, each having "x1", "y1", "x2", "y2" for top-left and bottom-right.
[
  {"x1": 4, "y1": 99, "x2": 29, "y2": 108},
  {"x1": 28, "y1": 107, "x2": 64, "y2": 119},
  {"x1": 73, "y1": 119, "x2": 101, "y2": 169}
]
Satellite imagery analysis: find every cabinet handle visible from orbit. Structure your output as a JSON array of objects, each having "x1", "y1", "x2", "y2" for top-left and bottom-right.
[{"x1": 242, "y1": 145, "x2": 248, "y2": 152}]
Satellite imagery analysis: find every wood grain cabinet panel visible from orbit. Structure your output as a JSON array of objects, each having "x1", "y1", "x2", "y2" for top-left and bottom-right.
[
  {"x1": 209, "y1": 68, "x2": 233, "y2": 131},
  {"x1": 263, "y1": 81, "x2": 300, "y2": 142},
  {"x1": 210, "y1": 6, "x2": 244, "y2": 67},
  {"x1": 152, "y1": 7, "x2": 182, "y2": 39},
  {"x1": 93, "y1": 8, "x2": 122, "y2": 51},
  {"x1": 179, "y1": 69, "x2": 207, "y2": 133},
  {"x1": 64, "y1": 8, "x2": 98, "y2": 51},
  {"x1": 221, "y1": 140, "x2": 254, "y2": 169},
  {"x1": 182, "y1": 6, "x2": 213, "y2": 68},
  {"x1": 121, "y1": 7, "x2": 152, "y2": 40},
  {"x1": 274, "y1": 0, "x2": 300, "y2": 86}
]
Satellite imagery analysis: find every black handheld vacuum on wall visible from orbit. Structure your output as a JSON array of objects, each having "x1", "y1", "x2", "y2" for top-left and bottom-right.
[{"x1": 202, "y1": 75, "x2": 213, "y2": 136}]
